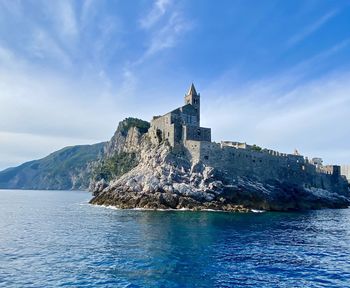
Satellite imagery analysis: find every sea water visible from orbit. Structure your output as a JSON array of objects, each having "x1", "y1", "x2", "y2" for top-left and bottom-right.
[{"x1": 0, "y1": 189, "x2": 349, "y2": 287}]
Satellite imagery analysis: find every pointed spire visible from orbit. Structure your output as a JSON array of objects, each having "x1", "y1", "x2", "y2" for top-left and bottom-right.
[{"x1": 187, "y1": 83, "x2": 197, "y2": 95}]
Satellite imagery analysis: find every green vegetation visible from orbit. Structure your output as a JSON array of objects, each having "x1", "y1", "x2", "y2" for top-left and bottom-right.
[
  {"x1": 0, "y1": 142, "x2": 105, "y2": 190},
  {"x1": 118, "y1": 118, "x2": 150, "y2": 136},
  {"x1": 93, "y1": 152, "x2": 138, "y2": 182},
  {"x1": 251, "y1": 144, "x2": 263, "y2": 152}
]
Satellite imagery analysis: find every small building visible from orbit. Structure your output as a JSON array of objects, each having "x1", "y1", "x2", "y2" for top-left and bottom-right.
[{"x1": 149, "y1": 84, "x2": 211, "y2": 147}]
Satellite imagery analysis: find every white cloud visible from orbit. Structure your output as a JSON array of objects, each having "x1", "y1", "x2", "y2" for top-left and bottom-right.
[
  {"x1": 28, "y1": 28, "x2": 71, "y2": 66},
  {"x1": 145, "y1": 12, "x2": 192, "y2": 57},
  {"x1": 54, "y1": 0, "x2": 79, "y2": 38},
  {"x1": 288, "y1": 10, "x2": 338, "y2": 46},
  {"x1": 140, "y1": 0, "x2": 172, "y2": 29}
]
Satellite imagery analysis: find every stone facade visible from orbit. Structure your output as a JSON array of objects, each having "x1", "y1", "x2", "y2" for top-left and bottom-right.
[{"x1": 149, "y1": 84, "x2": 211, "y2": 147}]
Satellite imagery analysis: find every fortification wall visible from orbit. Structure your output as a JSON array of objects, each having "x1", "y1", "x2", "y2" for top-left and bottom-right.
[{"x1": 184, "y1": 140, "x2": 348, "y2": 195}]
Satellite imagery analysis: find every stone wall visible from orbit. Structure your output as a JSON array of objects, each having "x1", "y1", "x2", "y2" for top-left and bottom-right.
[
  {"x1": 184, "y1": 140, "x2": 348, "y2": 195},
  {"x1": 183, "y1": 126, "x2": 211, "y2": 142},
  {"x1": 149, "y1": 113, "x2": 175, "y2": 146}
]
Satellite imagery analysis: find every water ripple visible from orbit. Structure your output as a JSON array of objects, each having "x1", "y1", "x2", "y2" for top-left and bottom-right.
[{"x1": 0, "y1": 190, "x2": 349, "y2": 287}]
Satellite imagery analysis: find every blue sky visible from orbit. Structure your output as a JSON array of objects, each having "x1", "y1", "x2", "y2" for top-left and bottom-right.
[{"x1": 1, "y1": 0, "x2": 350, "y2": 170}]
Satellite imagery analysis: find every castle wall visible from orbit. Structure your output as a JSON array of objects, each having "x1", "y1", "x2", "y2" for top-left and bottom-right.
[{"x1": 184, "y1": 140, "x2": 348, "y2": 195}]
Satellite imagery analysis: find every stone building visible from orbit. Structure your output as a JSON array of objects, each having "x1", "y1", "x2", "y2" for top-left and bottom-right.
[{"x1": 149, "y1": 84, "x2": 211, "y2": 148}]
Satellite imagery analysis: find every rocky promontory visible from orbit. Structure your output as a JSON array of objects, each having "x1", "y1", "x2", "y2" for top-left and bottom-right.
[{"x1": 89, "y1": 120, "x2": 350, "y2": 212}]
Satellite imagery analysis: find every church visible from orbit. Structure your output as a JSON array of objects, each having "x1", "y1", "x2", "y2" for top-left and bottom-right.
[{"x1": 148, "y1": 84, "x2": 211, "y2": 148}]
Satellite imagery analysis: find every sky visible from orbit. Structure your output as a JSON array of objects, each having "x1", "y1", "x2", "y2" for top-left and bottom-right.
[{"x1": 0, "y1": 0, "x2": 350, "y2": 170}]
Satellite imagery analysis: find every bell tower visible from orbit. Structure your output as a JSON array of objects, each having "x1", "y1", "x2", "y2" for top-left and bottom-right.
[{"x1": 184, "y1": 83, "x2": 200, "y2": 124}]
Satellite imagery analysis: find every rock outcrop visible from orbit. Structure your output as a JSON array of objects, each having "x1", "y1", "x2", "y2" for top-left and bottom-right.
[{"x1": 90, "y1": 130, "x2": 350, "y2": 211}]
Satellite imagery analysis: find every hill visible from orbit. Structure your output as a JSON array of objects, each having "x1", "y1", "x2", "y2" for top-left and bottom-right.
[{"x1": 0, "y1": 142, "x2": 105, "y2": 190}]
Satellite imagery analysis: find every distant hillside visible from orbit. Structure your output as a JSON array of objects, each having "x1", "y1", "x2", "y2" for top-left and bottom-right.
[{"x1": 0, "y1": 143, "x2": 105, "y2": 190}]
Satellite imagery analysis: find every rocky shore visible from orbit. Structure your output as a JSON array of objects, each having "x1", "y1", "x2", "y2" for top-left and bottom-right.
[{"x1": 89, "y1": 125, "x2": 350, "y2": 212}]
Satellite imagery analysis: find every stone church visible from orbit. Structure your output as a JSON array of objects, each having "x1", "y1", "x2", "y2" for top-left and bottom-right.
[{"x1": 149, "y1": 84, "x2": 211, "y2": 147}]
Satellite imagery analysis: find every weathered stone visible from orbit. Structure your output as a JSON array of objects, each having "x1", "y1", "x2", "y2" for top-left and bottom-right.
[{"x1": 159, "y1": 193, "x2": 179, "y2": 209}]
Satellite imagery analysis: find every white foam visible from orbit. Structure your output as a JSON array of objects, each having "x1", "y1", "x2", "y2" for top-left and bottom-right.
[
  {"x1": 251, "y1": 209, "x2": 265, "y2": 213},
  {"x1": 89, "y1": 204, "x2": 258, "y2": 213}
]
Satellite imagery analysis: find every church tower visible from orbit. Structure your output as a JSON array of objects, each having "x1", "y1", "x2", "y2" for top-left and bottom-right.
[{"x1": 184, "y1": 83, "x2": 200, "y2": 124}]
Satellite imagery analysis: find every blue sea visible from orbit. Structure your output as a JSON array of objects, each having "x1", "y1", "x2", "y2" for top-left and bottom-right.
[{"x1": 0, "y1": 190, "x2": 349, "y2": 287}]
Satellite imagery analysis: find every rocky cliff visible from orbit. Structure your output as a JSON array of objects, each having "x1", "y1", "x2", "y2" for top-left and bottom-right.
[
  {"x1": 90, "y1": 124, "x2": 350, "y2": 211},
  {"x1": 0, "y1": 118, "x2": 149, "y2": 191}
]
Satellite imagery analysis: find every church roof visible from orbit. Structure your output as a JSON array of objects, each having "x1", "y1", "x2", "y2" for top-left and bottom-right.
[{"x1": 187, "y1": 83, "x2": 197, "y2": 95}]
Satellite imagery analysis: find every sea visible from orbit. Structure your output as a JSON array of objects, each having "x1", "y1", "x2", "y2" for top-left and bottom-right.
[{"x1": 0, "y1": 189, "x2": 349, "y2": 287}]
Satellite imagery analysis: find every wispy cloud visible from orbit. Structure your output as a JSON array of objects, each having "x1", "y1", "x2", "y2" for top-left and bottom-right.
[
  {"x1": 51, "y1": 0, "x2": 79, "y2": 39},
  {"x1": 287, "y1": 9, "x2": 338, "y2": 46},
  {"x1": 61, "y1": 1, "x2": 78, "y2": 36},
  {"x1": 135, "y1": 1, "x2": 192, "y2": 65},
  {"x1": 144, "y1": 12, "x2": 192, "y2": 57},
  {"x1": 28, "y1": 28, "x2": 71, "y2": 66},
  {"x1": 140, "y1": 0, "x2": 172, "y2": 29}
]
